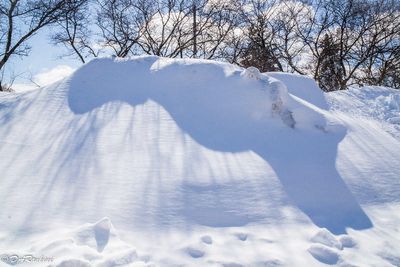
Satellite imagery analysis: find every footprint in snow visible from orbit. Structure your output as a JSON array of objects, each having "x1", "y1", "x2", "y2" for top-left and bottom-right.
[
  {"x1": 338, "y1": 235, "x2": 357, "y2": 248},
  {"x1": 311, "y1": 228, "x2": 357, "y2": 249},
  {"x1": 235, "y1": 233, "x2": 248, "y2": 241},
  {"x1": 308, "y1": 228, "x2": 357, "y2": 265},
  {"x1": 308, "y1": 244, "x2": 339, "y2": 265},
  {"x1": 259, "y1": 238, "x2": 275, "y2": 244},
  {"x1": 201, "y1": 235, "x2": 213, "y2": 245},
  {"x1": 186, "y1": 247, "x2": 205, "y2": 258},
  {"x1": 310, "y1": 228, "x2": 342, "y2": 250}
]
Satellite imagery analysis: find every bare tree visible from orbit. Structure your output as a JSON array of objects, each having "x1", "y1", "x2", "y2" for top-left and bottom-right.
[
  {"x1": 236, "y1": 0, "x2": 399, "y2": 90},
  {"x1": 288, "y1": 0, "x2": 400, "y2": 90},
  {"x1": 0, "y1": 0, "x2": 86, "y2": 91},
  {"x1": 194, "y1": 0, "x2": 241, "y2": 60},
  {"x1": 13, "y1": 0, "x2": 240, "y2": 63},
  {"x1": 356, "y1": 0, "x2": 400, "y2": 88},
  {"x1": 95, "y1": 0, "x2": 147, "y2": 57},
  {"x1": 362, "y1": 47, "x2": 400, "y2": 88},
  {"x1": 52, "y1": 0, "x2": 97, "y2": 63},
  {"x1": 126, "y1": 0, "x2": 239, "y2": 59},
  {"x1": 137, "y1": 0, "x2": 194, "y2": 57},
  {"x1": 54, "y1": 0, "x2": 241, "y2": 60}
]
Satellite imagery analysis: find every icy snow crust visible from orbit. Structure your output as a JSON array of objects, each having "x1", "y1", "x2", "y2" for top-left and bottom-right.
[{"x1": 0, "y1": 57, "x2": 399, "y2": 266}]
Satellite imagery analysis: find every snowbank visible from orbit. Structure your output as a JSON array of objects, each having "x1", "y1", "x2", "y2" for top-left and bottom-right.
[
  {"x1": 0, "y1": 57, "x2": 399, "y2": 266},
  {"x1": 68, "y1": 57, "x2": 325, "y2": 131},
  {"x1": 327, "y1": 86, "x2": 400, "y2": 139}
]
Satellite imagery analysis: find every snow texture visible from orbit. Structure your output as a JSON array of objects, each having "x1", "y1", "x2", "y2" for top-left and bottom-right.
[{"x1": 0, "y1": 56, "x2": 399, "y2": 266}]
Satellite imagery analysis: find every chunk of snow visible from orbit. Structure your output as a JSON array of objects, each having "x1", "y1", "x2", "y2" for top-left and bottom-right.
[
  {"x1": 267, "y1": 72, "x2": 328, "y2": 109},
  {"x1": 338, "y1": 235, "x2": 357, "y2": 248},
  {"x1": 94, "y1": 217, "x2": 112, "y2": 252},
  {"x1": 311, "y1": 228, "x2": 342, "y2": 250},
  {"x1": 308, "y1": 244, "x2": 340, "y2": 265},
  {"x1": 241, "y1": 66, "x2": 261, "y2": 80}
]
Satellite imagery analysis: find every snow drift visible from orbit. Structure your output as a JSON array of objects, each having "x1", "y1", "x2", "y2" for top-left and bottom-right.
[{"x1": 0, "y1": 56, "x2": 399, "y2": 266}]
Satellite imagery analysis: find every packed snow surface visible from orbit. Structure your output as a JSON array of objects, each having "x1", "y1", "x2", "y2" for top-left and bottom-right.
[{"x1": 0, "y1": 57, "x2": 399, "y2": 266}]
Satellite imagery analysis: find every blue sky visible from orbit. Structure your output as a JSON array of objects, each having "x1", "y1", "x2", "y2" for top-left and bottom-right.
[{"x1": 8, "y1": 29, "x2": 82, "y2": 91}]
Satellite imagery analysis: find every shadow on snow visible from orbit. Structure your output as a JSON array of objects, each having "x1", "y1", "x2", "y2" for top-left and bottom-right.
[{"x1": 67, "y1": 57, "x2": 372, "y2": 234}]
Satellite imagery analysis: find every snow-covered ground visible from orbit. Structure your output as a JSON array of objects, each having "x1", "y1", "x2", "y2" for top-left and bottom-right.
[
  {"x1": 327, "y1": 86, "x2": 400, "y2": 139},
  {"x1": 0, "y1": 57, "x2": 399, "y2": 267}
]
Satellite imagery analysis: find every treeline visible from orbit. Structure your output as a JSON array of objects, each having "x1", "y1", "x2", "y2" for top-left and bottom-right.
[{"x1": 1, "y1": 0, "x2": 399, "y2": 91}]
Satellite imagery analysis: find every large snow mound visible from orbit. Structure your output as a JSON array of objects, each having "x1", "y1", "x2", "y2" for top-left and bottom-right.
[
  {"x1": 67, "y1": 57, "x2": 325, "y2": 131},
  {"x1": 0, "y1": 57, "x2": 399, "y2": 267}
]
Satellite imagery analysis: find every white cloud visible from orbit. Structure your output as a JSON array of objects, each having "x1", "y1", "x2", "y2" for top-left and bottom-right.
[{"x1": 13, "y1": 65, "x2": 75, "y2": 92}]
